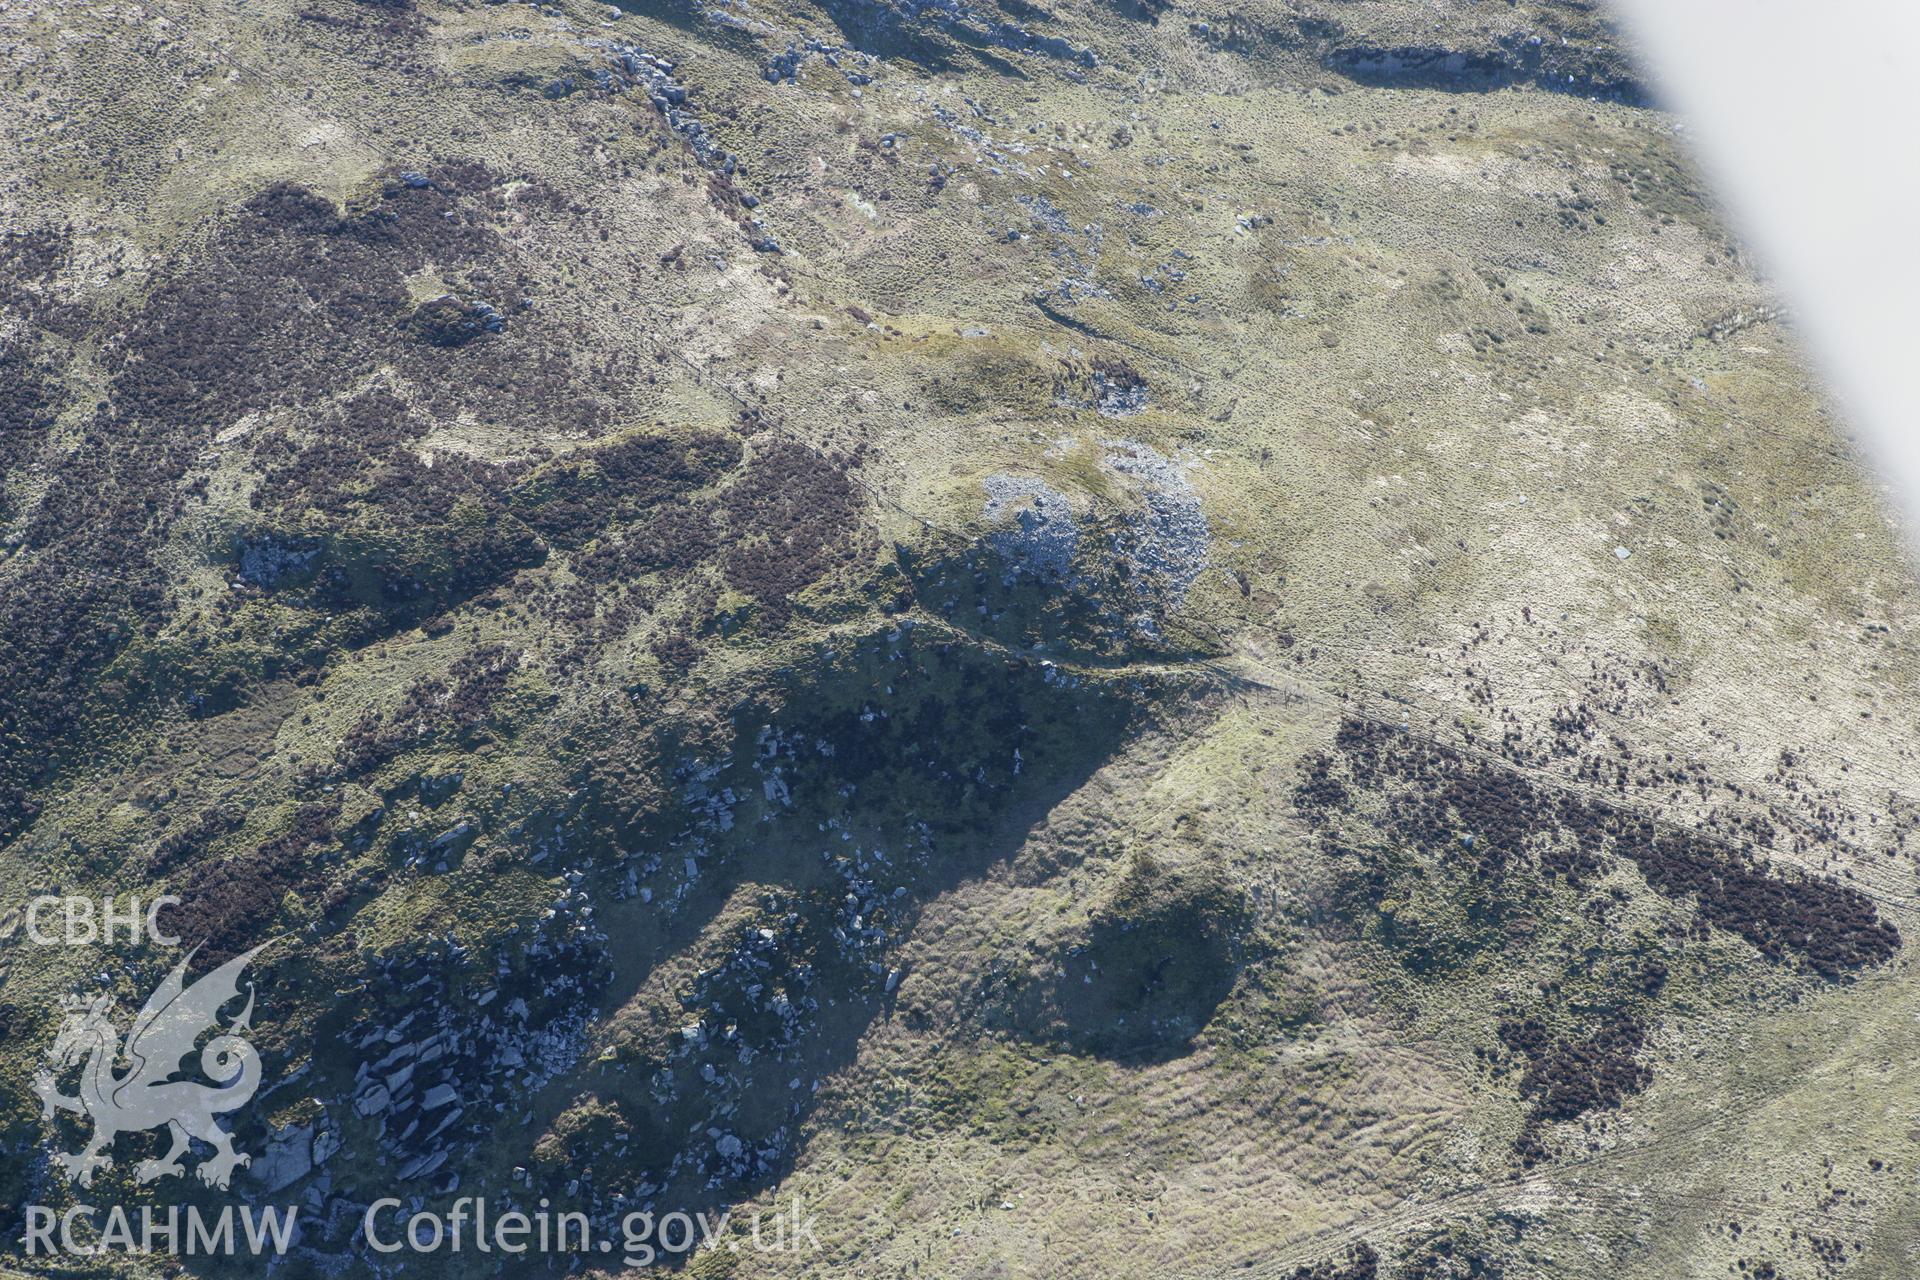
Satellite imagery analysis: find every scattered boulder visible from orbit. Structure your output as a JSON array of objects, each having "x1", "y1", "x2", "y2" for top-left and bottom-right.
[{"x1": 406, "y1": 294, "x2": 506, "y2": 346}]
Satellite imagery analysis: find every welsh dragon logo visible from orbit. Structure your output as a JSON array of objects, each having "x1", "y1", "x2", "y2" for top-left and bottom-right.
[{"x1": 33, "y1": 944, "x2": 267, "y2": 1190}]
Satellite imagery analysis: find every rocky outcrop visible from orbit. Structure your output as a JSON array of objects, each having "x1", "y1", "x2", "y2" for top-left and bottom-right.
[{"x1": 1326, "y1": 35, "x2": 1649, "y2": 103}]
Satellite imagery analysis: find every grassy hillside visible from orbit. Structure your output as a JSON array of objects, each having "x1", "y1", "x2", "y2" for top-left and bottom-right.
[{"x1": 2, "y1": 0, "x2": 1918, "y2": 1275}]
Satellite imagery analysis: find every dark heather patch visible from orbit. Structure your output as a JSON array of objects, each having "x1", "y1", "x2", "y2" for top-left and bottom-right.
[
  {"x1": 249, "y1": 388, "x2": 429, "y2": 516},
  {"x1": 1299, "y1": 717, "x2": 1899, "y2": 978},
  {"x1": 0, "y1": 345, "x2": 57, "y2": 493},
  {"x1": 0, "y1": 227, "x2": 77, "y2": 334},
  {"x1": 509, "y1": 429, "x2": 741, "y2": 548},
  {"x1": 163, "y1": 801, "x2": 343, "y2": 963},
  {"x1": 1286, "y1": 1244, "x2": 1380, "y2": 1280},
  {"x1": 1498, "y1": 1014, "x2": 1652, "y2": 1163},
  {"x1": 720, "y1": 439, "x2": 865, "y2": 618},
  {"x1": 102, "y1": 172, "x2": 602, "y2": 440},
  {"x1": 576, "y1": 499, "x2": 719, "y2": 583},
  {"x1": 0, "y1": 166, "x2": 665, "y2": 836},
  {"x1": 0, "y1": 228, "x2": 67, "y2": 288},
  {"x1": 1397, "y1": 1233, "x2": 1510, "y2": 1280}
]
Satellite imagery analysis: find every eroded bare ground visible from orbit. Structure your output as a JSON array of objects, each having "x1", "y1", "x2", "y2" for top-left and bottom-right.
[{"x1": 2, "y1": 0, "x2": 1918, "y2": 1274}]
